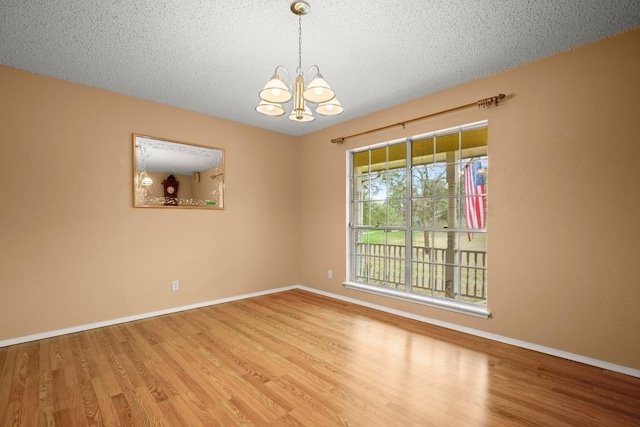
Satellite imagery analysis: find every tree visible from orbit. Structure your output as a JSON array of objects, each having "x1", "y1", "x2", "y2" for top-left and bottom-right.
[
  {"x1": 410, "y1": 165, "x2": 448, "y2": 247},
  {"x1": 361, "y1": 170, "x2": 406, "y2": 227}
]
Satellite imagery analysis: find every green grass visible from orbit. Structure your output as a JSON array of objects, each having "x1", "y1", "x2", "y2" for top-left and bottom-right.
[
  {"x1": 362, "y1": 229, "x2": 402, "y2": 244},
  {"x1": 361, "y1": 229, "x2": 486, "y2": 251}
]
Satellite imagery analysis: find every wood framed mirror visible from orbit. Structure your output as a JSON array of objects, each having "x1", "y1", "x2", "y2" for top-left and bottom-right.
[{"x1": 133, "y1": 134, "x2": 225, "y2": 209}]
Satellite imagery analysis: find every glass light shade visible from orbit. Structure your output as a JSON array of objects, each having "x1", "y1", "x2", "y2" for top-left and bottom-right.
[
  {"x1": 288, "y1": 105, "x2": 315, "y2": 122},
  {"x1": 316, "y1": 97, "x2": 344, "y2": 116},
  {"x1": 140, "y1": 172, "x2": 153, "y2": 186},
  {"x1": 302, "y1": 74, "x2": 335, "y2": 103},
  {"x1": 256, "y1": 100, "x2": 285, "y2": 117},
  {"x1": 259, "y1": 75, "x2": 292, "y2": 103}
]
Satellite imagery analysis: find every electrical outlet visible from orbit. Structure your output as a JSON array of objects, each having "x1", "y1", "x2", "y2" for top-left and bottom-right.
[
  {"x1": 327, "y1": 270, "x2": 333, "y2": 279},
  {"x1": 172, "y1": 280, "x2": 179, "y2": 291}
]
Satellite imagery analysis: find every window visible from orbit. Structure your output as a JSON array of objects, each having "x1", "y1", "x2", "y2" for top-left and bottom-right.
[{"x1": 346, "y1": 121, "x2": 489, "y2": 318}]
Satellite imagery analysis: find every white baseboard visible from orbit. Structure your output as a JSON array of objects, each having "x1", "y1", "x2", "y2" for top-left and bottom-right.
[
  {"x1": 296, "y1": 285, "x2": 640, "y2": 379},
  {"x1": 2, "y1": 283, "x2": 638, "y2": 379},
  {"x1": 0, "y1": 285, "x2": 297, "y2": 348}
]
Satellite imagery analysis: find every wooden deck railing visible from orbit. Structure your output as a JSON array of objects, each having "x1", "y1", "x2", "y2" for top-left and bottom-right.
[{"x1": 354, "y1": 243, "x2": 487, "y2": 301}]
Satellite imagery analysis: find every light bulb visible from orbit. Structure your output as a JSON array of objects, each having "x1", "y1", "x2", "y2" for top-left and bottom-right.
[
  {"x1": 314, "y1": 87, "x2": 324, "y2": 95},
  {"x1": 271, "y1": 88, "x2": 281, "y2": 97}
]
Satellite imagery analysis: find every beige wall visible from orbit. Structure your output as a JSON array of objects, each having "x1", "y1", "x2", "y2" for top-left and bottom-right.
[
  {"x1": 297, "y1": 28, "x2": 640, "y2": 370},
  {"x1": 1, "y1": 27, "x2": 639, "y2": 371},
  {"x1": 0, "y1": 65, "x2": 299, "y2": 339}
]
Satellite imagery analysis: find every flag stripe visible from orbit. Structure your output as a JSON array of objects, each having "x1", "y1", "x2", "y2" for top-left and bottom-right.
[{"x1": 464, "y1": 162, "x2": 486, "y2": 233}]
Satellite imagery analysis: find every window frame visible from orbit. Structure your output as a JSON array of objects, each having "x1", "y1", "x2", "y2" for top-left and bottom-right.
[{"x1": 344, "y1": 121, "x2": 490, "y2": 318}]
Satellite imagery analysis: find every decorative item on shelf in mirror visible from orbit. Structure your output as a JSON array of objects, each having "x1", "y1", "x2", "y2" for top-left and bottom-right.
[
  {"x1": 132, "y1": 134, "x2": 225, "y2": 209},
  {"x1": 162, "y1": 175, "x2": 179, "y2": 206}
]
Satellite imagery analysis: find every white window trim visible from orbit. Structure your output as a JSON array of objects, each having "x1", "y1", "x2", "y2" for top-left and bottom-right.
[
  {"x1": 344, "y1": 120, "x2": 491, "y2": 319},
  {"x1": 343, "y1": 281, "x2": 490, "y2": 318}
]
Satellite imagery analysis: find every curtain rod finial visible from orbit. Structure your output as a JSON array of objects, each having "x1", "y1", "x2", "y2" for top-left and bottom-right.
[
  {"x1": 331, "y1": 137, "x2": 345, "y2": 144},
  {"x1": 477, "y1": 93, "x2": 507, "y2": 108}
]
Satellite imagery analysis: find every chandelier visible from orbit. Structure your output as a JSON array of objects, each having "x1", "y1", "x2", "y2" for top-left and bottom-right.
[{"x1": 256, "y1": 1, "x2": 343, "y2": 122}]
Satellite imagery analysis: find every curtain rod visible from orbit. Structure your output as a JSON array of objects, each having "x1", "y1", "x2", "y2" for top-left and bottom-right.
[{"x1": 330, "y1": 93, "x2": 505, "y2": 144}]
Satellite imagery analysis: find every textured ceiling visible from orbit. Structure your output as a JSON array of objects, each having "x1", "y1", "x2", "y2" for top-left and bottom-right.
[{"x1": 1, "y1": 1, "x2": 639, "y2": 137}]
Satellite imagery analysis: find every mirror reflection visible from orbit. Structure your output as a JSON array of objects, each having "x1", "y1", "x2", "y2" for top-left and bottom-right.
[{"x1": 133, "y1": 134, "x2": 225, "y2": 209}]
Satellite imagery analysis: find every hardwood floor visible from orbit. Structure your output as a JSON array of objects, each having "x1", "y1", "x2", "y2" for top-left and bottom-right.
[{"x1": 1, "y1": 289, "x2": 639, "y2": 426}]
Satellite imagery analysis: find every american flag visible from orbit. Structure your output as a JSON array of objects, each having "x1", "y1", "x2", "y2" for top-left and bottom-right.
[{"x1": 464, "y1": 161, "x2": 486, "y2": 234}]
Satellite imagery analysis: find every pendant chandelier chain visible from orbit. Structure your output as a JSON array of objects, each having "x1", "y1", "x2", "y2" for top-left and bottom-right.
[
  {"x1": 297, "y1": 14, "x2": 303, "y2": 76},
  {"x1": 255, "y1": 1, "x2": 344, "y2": 121}
]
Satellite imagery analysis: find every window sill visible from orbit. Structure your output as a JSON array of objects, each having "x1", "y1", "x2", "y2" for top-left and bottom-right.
[{"x1": 343, "y1": 281, "x2": 491, "y2": 319}]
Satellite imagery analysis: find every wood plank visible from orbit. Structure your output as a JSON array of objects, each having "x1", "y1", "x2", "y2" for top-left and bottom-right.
[{"x1": 0, "y1": 289, "x2": 639, "y2": 426}]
